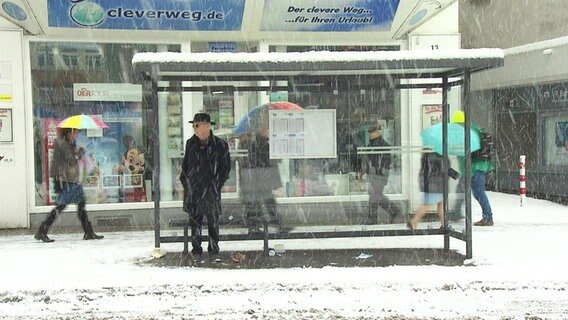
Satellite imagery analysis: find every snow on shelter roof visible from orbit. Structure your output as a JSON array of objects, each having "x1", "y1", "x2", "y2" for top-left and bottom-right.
[{"x1": 132, "y1": 49, "x2": 504, "y2": 81}]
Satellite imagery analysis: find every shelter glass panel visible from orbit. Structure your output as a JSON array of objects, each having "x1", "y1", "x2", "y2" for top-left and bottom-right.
[{"x1": 198, "y1": 75, "x2": 405, "y2": 227}]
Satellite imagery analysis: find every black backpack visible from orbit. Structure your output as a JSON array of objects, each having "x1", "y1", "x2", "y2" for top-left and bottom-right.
[{"x1": 472, "y1": 130, "x2": 494, "y2": 160}]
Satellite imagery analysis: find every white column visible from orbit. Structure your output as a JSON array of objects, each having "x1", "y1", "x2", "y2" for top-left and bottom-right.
[
  {"x1": 0, "y1": 30, "x2": 27, "y2": 228},
  {"x1": 181, "y1": 42, "x2": 195, "y2": 141},
  {"x1": 157, "y1": 45, "x2": 173, "y2": 201},
  {"x1": 257, "y1": 42, "x2": 270, "y2": 105}
]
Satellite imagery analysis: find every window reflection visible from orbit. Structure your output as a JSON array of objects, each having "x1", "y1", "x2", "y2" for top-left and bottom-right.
[
  {"x1": 31, "y1": 42, "x2": 181, "y2": 206},
  {"x1": 224, "y1": 77, "x2": 401, "y2": 199}
]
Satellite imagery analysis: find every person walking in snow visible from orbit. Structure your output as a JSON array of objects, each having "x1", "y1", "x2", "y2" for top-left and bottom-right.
[
  {"x1": 451, "y1": 110, "x2": 495, "y2": 226},
  {"x1": 180, "y1": 112, "x2": 231, "y2": 256},
  {"x1": 239, "y1": 126, "x2": 281, "y2": 230},
  {"x1": 35, "y1": 128, "x2": 103, "y2": 242},
  {"x1": 364, "y1": 125, "x2": 399, "y2": 224},
  {"x1": 407, "y1": 151, "x2": 450, "y2": 229}
]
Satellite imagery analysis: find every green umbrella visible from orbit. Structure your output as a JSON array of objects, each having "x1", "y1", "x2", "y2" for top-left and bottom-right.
[{"x1": 421, "y1": 123, "x2": 481, "y2": 156}]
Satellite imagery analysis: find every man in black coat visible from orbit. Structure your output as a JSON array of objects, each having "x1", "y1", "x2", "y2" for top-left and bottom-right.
[{"x1": 180, "y1": 113, "x2": 231, "y2": 256}]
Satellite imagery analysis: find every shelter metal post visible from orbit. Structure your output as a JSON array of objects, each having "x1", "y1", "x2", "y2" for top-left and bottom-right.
[
  {"x1": 462, "y1": 70, "x2": 473, "y2": 259},
  {"x1": 150, "y1": 68, "x2": 163, "y2": 257},
  {"x1": 442, "y1": 76, "x2": 450, "y2": 251}
]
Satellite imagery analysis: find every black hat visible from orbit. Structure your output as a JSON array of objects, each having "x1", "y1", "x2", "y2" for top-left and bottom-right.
[
  {"x1": 189, "y1": 112, "x2": 215, "y2": 125},
  {"x1": 367, "y1": 125, "x2": 382, "y2": 132}
]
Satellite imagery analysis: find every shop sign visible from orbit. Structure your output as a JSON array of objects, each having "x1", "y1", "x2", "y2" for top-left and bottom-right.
[
  {"x1": 261, "y1": 0, "x2": 400, "y2": 32},
  {"x1": 48, "y1": 0, "x2": 245, "y2": 31},
  {"x1": 73, "y1": 83, "x2": 142, "y2": 102},
  {"x1": 208, "y1": 42, "x2": 237, "y2": 53}
]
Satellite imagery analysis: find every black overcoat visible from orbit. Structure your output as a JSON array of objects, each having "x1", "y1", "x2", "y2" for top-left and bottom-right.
[{"x1": 180, "y1": 133, "x2": 231, "y2": 213}]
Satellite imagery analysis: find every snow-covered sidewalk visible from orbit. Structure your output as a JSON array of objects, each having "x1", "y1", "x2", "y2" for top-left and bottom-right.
[{"x1": 1, "y1": 192, "x2": 567, "y2": 319}]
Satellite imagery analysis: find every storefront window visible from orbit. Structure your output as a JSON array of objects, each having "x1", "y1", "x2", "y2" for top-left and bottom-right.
[
  {"x1": 543, "y1": 115, "x2": 568, "y2": 167},
  {"x1": 31, "y1": 42, "x2": 180, "y2": 206}
]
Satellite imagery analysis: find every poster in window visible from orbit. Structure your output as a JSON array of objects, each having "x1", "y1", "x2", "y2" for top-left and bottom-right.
[
  {"x1": 0, "y1": 108, "x2": 13, "y2": 142},
  {"x1": 555, "y1": 121, "x2": 568, "y2": 157},
  {"x1": 422, "y1": 104, "x2": 442, "y2": 129},
  {"x1": 546, "y1": 119, "x2": 568, "y2": 166},
  {"x1": 554, "y1": 121, "x2": 568, "y2": 148}
]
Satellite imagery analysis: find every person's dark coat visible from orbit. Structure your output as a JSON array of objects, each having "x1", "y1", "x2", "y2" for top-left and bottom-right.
[
  {"x1": 50, "y1": 137, "x2": 81, "y2": 185},
  {"x1": 239, "y1": 134, "x2": 281, "y2": 202},
  {"x1": 419, "y1": 152, "x2": 451, "y2": 193},
  {"x1": 180, "y1": 132, "x2": 231, "y2": 213},
  {"x1": 366, "y1": 135, "x2": 392, "y2": 176}
]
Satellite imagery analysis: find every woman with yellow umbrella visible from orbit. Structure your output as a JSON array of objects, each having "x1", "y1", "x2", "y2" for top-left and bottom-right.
[{"x1": 35, "y1": 115, "x2": 107, "y2": 242}]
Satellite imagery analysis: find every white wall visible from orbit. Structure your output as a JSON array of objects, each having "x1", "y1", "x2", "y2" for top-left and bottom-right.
[
  {"x1": 405, "y1": 2, "x2": 461, "y2": 211},
  {"x1": 472, "y1": 37, "x2": 568, "y2": 91},
  {"x1": 413, "y1": 2, "x2": 459, "y2": 35},
  {"x1": 0, "y1": 29, "x2": 28, "y2": 228},
  {"x1": 0, "y1": 14, "x2": 17, "y2": 29}
]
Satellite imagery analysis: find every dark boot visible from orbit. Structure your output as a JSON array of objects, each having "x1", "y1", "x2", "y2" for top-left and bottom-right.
[
  {"x1": 34, "y1": 206, "x2": 62, "y2": 243},
  {"x1": 34, "y1": 221, "x2": 54, "y2": 243},
  {"x1": 78, "y1": 202, "x2": 103, "y2": 240},
  {"x1": 82, "y1": 221, "x2": 104, "y2": 240}
]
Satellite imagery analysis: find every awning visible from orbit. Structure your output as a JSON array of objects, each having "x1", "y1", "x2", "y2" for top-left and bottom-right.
[{"x1": 3, "y1": 0, "x2": 457, "y2": 40}]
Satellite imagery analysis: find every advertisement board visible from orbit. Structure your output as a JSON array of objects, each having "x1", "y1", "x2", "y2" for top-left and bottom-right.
[
  {"x1": 261, "y1": 0, "x2": 400, "y2": 32},
  {"x1": 48, "y1": 0, "x2": 245, "y2": 31}
]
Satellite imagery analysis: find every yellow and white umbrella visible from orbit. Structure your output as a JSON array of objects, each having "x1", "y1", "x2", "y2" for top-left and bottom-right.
[{"x1": 57, "y1": 115, "x2": 108, "y2": 129}]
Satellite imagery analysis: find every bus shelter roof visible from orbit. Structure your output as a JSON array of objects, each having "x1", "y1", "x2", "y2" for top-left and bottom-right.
[{"x1": 132, "y1": 49, "x2": 504, "y2": 82}]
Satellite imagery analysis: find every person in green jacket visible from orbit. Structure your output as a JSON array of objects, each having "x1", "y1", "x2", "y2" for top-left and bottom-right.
[{"x1": 451, "y1": 111, "x2": 495, "y2": 226}]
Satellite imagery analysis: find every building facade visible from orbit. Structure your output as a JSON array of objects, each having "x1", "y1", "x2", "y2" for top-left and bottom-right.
[
  {"x1": 460, "y1": 0, "x2": 568, "y2": 203},
  {"x1": 0, "y1": 0, "x2": 465, "y2": 230}
]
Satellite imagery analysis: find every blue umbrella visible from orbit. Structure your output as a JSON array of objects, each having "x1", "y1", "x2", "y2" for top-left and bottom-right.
[
  {"x1": 233, "y1": 102, "x2": 302, "y2": 135},
  {"x1": 233, "y1": 106, "x2": 263, "y2": 135},
  {"x1": 421, "y1": 123, "x2": 481, "y2": 156}
]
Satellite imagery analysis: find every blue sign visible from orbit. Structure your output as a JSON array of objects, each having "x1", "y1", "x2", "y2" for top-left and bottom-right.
[
  {"x1": 261, "y1": 0, "x2": 400, "y2": 32},
  {"x1": 48, "y1": 0, "x2": 245, "y2": 31},
  {"x1": 208, "y1": 42, "x2": 238, "y2": 53}
]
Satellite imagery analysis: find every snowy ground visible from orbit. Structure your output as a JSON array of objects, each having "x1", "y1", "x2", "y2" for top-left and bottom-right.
[{"x1": 1, "y1": 192, "x2": 568, "y2": 319}]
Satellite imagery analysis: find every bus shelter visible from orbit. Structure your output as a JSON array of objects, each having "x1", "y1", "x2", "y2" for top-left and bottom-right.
[{"x1": 132, "y1": 49, "x2": 504, "y2": 259}]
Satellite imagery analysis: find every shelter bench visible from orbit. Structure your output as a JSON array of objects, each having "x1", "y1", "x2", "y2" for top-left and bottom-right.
[{"x1": 167, "y1": 215, "x2": 276, "y2": 256}]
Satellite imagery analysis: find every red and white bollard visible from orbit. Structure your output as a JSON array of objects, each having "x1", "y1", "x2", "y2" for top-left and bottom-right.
[{"x1": 519, "y1": 155, "x2": 526, "y2": 207}]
